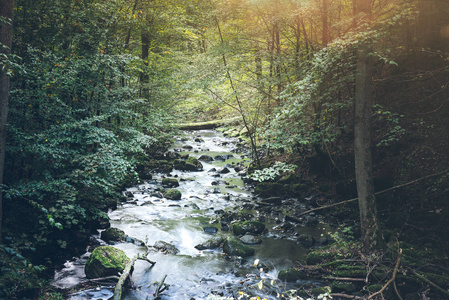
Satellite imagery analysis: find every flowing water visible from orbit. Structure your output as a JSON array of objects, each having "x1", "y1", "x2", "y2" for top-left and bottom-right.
[{"x1": 53, "y1": 130, "x2": 327, "y2": 299}]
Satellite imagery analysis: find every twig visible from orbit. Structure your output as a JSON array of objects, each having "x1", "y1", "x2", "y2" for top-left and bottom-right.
[
  {"x1": 393, "y1": 280, "x2": 403, "y2": 300},
  {"x1": 367, "y1": 249, "x2": 402, "y2": 300},
  {"x1": 298, "y1": 169, "x2": 449, "y2": 216}
]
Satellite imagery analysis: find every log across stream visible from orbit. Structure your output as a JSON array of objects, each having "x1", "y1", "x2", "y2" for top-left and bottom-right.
[{"x1": 52, "y1": 130, "x2": 329, "y2": 299}]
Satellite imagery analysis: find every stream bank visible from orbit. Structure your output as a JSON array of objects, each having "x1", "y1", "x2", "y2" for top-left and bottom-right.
[{"x1": 51, "y1": 128, "x2": 449, "y2": 300}]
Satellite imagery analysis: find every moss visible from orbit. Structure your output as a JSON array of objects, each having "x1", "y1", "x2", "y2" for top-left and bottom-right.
[
  {"x1": 278, "y1": 268, "x2": 307, "y2": 282},
  {"x1": 164, "y1": 188, "x2": 182, "y2": 200},
  {"x1": 223, "y1": 238, "x2": 255, "y2": 257},
  {"x1": 84, "y1": 246, "x2": 130, "y2": 279},
  {"x1": 331, "y1": 281, "x2": 357, "y2": 293},
  {"x1": 231, "y1": 221, "x2": 265, "y2": 236},
  {"x1": 100, "y1": 227, "x2": 126, "y2": 243},
  {"x1": 306, "y1": 251, "x2": 336, "y2": 265},
  {"x1": 367, "y1": 284, "x2": 382, "y2": 293},
  {"x1": 161, "y1": 178, "x2": 179, "y2": 187}
]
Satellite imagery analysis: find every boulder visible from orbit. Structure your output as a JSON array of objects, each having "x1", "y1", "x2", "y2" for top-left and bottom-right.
[
  {"x1": 198, "y1": 155, "x2": 214, "y2": 161},
  {"x1": 164, "y1": 189, "x2": 182, "y2": 200},
  {"x1": 101, "y1": 228, "x2": 126, "y2": 243},
  {"x1": 185, "y1": 156, "x2": 203, "y2": 171},
  {"x1": 297, "y1": 234, "x2": 315, "y2": 248},
  {"x1": 223, "y1": 238, "x2": 255, "y2": 257},
  {"x1": 195, "y1": 237, "x2": 225, "y2": 250},
  {"x1": 232, "y1": 221, "x2": 265, "y2": 236},
  {"x1": 240, "y1": 234, "x2": 262, "y2": 245},
  {"x1": 162, "y1": 178, "x2": 180, "y2": 188},
  {"x1": 84, "y1": 246, "x2": 130, "y2": 279},
  {"x1": 153, "y1": 241, "x2": 179, "y2": 255},
  {"x1": 278, "y1": 268, "x2": 307, "y2": 282},
  {"x1": 218, "y1": 167, "x2": 231, "y2": 174}
]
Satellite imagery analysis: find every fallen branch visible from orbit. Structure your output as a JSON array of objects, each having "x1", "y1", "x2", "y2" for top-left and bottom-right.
[
  {"x1": 298, "y1": 169, "x2": 448, "y2": 216},
  {"x1": 113, "y1": 255, "x2": 137, "y2": 300},
  {"x1": 137, "y1": 252, "x2": 156, "y2": 266},
  {"x1": 154, "y1": 274, "x2": 168, "y2": 298},
  {"x1": 330, "y1": 293, "x2": 364, "y2": 299},
  {"x1": 367, "y1": 249, "x2": 402, "y2": 300},
  {"x1": 408, "y1": 267, "x2": 449, "y2": 297},
  {"x1": 324, "y1": 276, "x2": 366, "y2": 282}
]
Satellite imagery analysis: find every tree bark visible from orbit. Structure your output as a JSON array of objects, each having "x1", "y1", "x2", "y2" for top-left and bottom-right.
[
  {"x1": 0, "y1": 0, "x2": 14, "y2": 244},
  {"x1": 354, "y1": 0, "x2": 379, "y2": 249}
]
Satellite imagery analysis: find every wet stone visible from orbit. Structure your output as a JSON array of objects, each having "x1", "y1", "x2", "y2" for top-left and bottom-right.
[
  {"x1": 199, "y1": 155, "x2": 214, "y2": 161},
  {"x1": 162, "y1": 178, "x2": 180, "y2": 188},
  {"x1": 240, "y1": 234, "x2": 262, "y2": 245},
  {"x1": 203, "y1": 226, "x2": 219, "y2": 234},
  {"x1": 223, "y1": 238, "x2": 255, "y2": 257},
  {"x1": 153, "y1": 241, "x2": 179, "y2": 255},
  {"x1": 297, "y1": 234, "x2": 315, "y2": 248}
]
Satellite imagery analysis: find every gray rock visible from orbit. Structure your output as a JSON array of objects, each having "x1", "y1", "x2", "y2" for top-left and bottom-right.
[
  {"x1": 195, "y1": 237, "x2": 225, "y2": 250},
  {"x1": 240, "y1": 234, "x2": 262, "y2": 245},
  {"x1": 203, "y1": 226, "x2": 218, "y2": 234},
  {"x1": 153, "y1": 241, "x2": 179, "y2": 255}
]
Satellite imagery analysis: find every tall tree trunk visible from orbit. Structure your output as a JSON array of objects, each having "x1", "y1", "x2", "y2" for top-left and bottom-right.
[
  {"x1": 0, "y1": 0, "x2": 14, "y2": 244},
  {"x1": 354, "y1": 0, "x2": 380, "y2": 249}
]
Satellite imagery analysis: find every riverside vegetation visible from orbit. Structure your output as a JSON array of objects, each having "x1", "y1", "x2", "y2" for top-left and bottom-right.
[{"x1": 1, "y1": 0, "x2": 449, "y2": 299}]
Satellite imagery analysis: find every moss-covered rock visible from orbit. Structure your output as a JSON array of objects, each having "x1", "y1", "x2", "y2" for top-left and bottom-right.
[
  {"x1": 195, "y1": 237, "x2": 225, "y2": 250},
  {"x1": 185, "y1": 156, "x2": 203, "y2": 171},
  {"x1": 278, "y1": 268, "x2": 307, "y2": 282},
  {"x1": 84, "y1": 246, "x2": 130, "y2": 279},
  {"x1": 306, "y1": 250, "x2": 337, "y2": 265},
  {"x1": 223, "y1": 238, "x2": 255, "y2": 257},
  {"x1": 162, "y1": 178, "x2": 179, "y2": 188},
  {"x1": 164, "y1": 188, "x2": 182, "y2": 200},
  {"x1": 331, "y1": 281, "x2": 357, "y2": 293},
  {"x1": 100, "y1": 227, "x2": 126, "y2": 243},
  {"x1": 232, "y1": 221, "x2": 265, "y2": 236},
  {"x1": 148, "y1": 159, "x2": 172, "y2": 174}
]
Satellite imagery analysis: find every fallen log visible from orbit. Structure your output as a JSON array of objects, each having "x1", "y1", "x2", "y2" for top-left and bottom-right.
[
  {"x1": 174, "y1": 116, "x2": 242, "y2": 130},
  {"x1": 113, "y1": 255, "x2": 137, "y2": 300}
]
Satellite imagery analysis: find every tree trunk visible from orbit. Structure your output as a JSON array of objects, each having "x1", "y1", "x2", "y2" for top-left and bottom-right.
[
  {"x1": 353, "y1": 0, "x2": 380, "y2": 249},
  {"x1": 0, "y1": 0, "x2": 14, "y2": 244}
]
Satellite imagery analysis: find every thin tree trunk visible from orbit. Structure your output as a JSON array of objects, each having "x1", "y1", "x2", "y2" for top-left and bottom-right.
[
  {"x1": 353, "y1": 0, "x2": 379, "y2": 249},
  {"x1": 0, "y1": 0, "x2": 14, "y2": 244}
]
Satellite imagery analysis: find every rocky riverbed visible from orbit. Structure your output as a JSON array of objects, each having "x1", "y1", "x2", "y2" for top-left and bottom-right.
[{"x1": 52, "y1": 130, "x2": 337, "y2": 299}]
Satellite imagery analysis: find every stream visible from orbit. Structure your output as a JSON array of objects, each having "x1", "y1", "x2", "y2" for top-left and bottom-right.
[{"x1": 53, "y1": 130, "x2": 328, "y2": 299}]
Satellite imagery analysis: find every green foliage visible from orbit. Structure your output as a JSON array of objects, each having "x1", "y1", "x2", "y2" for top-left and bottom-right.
[
  {"x1": 0, "y1": 245, "x2": 47, "y2": 299},
  {"x1": 247, "y1": 162, "x2": 297, "y2": 182}
]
